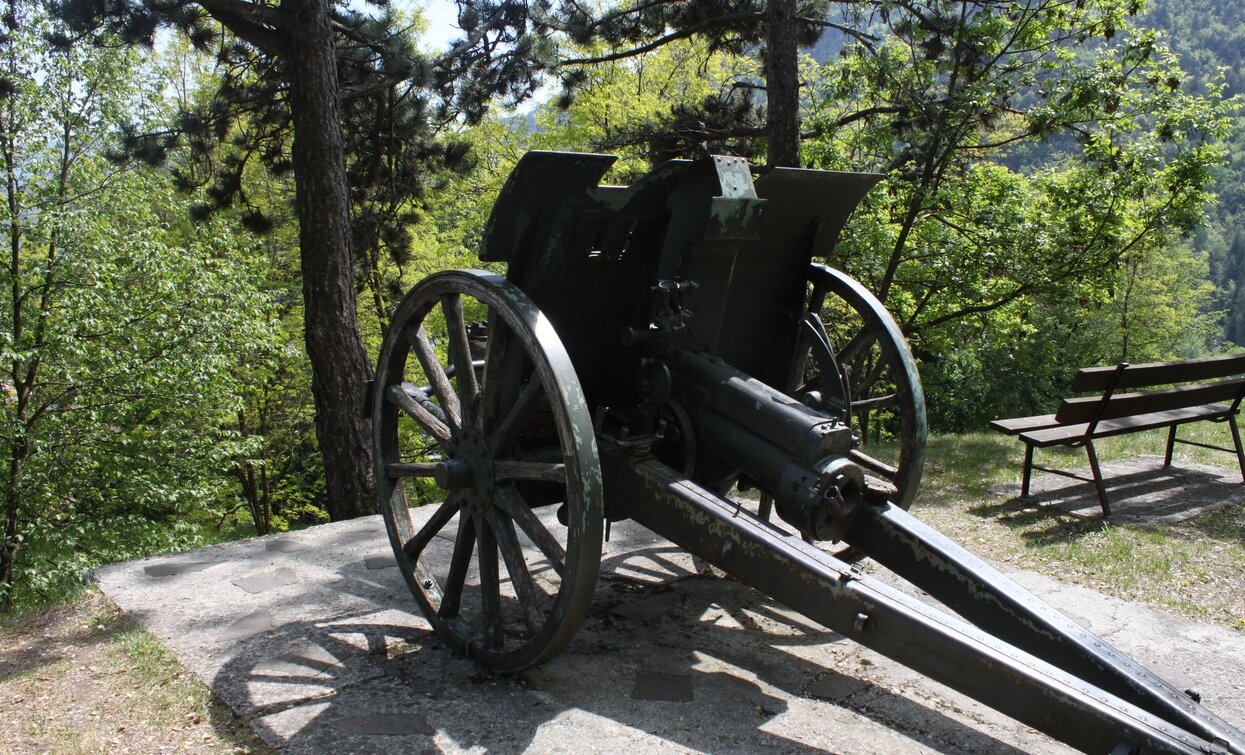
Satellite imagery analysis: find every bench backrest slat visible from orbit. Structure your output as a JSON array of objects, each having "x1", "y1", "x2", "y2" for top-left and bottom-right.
[
  {"x1": 1069, "y1": 354, "x2": 1245, "y2": 393},
  {"x1": 1055, "y1": 379, "x2": 1245, "y2": 425}
]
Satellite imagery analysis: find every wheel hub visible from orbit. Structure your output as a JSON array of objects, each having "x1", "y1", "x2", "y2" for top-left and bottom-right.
[{"x1": 436, "y1": 430, "x2": 495, "y2": 515}]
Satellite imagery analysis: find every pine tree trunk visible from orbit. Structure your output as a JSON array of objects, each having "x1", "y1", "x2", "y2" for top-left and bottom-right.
[
  {"x1": 282, "y1": 0, "x2": 376, "y2": 521},
  {"x1": 765, "y1": 0, "x2": 801, "y2": 169}
]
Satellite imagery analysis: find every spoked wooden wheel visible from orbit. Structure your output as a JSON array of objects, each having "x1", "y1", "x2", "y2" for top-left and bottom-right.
[
  {"x1": 790, "y1": 264, "x2": 927, "y2": 510},
  {"x1": 373, "y1": 269, "x2": 603, "y2": 673}
]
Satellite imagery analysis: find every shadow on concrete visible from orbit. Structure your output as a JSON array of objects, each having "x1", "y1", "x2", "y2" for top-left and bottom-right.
[
  {"x1": 978, "y1": 457, "x2": 1245, "y2": 534},
  {"x1": 205, "y1": 535, "x2": 1028, "y2": 754}
]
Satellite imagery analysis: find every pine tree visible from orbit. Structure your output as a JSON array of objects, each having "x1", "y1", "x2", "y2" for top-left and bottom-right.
[
  {"x1": 526, "y1": 0, "x2": 846, "y2": 168},
  {"x1": 48, "y1": 0, "x2": 534, "y2": 519}
]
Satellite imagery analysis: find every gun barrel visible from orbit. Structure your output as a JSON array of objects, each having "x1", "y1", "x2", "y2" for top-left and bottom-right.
[
  {"x1": 671, "y1": 350, "x2": 864, "y2": 539},
  {"x1": 671, "y1": 350, "x2": 851, "y2": 465}
]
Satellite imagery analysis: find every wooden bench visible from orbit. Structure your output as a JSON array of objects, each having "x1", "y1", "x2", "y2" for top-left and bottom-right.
[{"x1": 989, "y1": 354, "x2": 1245, "y2": 515}]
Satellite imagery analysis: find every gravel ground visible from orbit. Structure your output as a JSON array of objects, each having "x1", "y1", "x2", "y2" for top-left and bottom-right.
[{"x1": 0, "y1": 590, "x2": 269, "y2": 754}]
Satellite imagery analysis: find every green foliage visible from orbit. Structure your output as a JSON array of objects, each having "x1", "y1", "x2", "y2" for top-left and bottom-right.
[
  {"x1": 516, "y1": 0, "x2": 829, "y2": 163},
  {"x1": 537, "y1": 40, "x2": 760, "y2": 171},
  {"x1": 0, "y1": 5, "x2": 280, "y2": 611},
  {"x1": 0, "y1": 0, "x2": 1233, "y2": 612},
  {"x1": 404, "y1": 5, "x2": 1232, "y2": 433},
  {"x1": 1142, "y1": 0, "x2": 1245, "y2": 348},
  {"x1": 803, "y1": 1, "x2": 1231, "y2": 429},
  {"x1": 2, "y1": 181, "x2": 280, "y2": 610}
]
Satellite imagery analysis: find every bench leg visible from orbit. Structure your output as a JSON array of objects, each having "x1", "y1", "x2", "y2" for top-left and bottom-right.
[
  {"x1": 1230, "y1": 415, "x2": 1245, "y2": 483},
  {"x1": 1164, "y1": 425, "x2": 1178, "y2": 467},
  {"x1": 1021, "y1": 443, "x2": 1035, "y2": 497},
  {"x1": 1085, "y1": 441, "x2": 1111, "y2": 517}
]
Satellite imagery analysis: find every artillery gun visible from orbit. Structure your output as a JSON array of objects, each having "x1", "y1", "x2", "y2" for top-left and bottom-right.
[{"x1": 370, "y1": 152, "x2": 1245, "y2": 754}]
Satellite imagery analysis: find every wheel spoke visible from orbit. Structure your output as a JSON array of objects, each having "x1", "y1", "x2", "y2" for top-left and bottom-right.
[
  {"x1": 386, "y1": 461, "x2": 440, "y2": 479},
  {"x1": 849, "y1": 448, "x2": 899, "y2": 480},
  {"x1": 488, "y1": 509, "x2": 545, "y2": 634},
  {"x1": 438, "y1": 515, "x2": 476, "y2": 619},
  {"x1": 495, "y1": 485, "x2": 565, "y2": 576},
  {"x1": 852, "y1": 393, "x2": 899, "y2": 412},
  {"x1": 443, "y1": 294, "x2": 481, "y2": 428},
  {"x1": 803, "y1": 265, "x2": 926, "y2": 513},
  {"x1": 476, "y1": 515, "x2": 504, "y2": 649},
  {"x1": 388, "y1": 384, "x2": 452, "y2": 448},
  {"x1": 479, "y1": 315, "x2": 512, "y2": 432},
  {"x1": 859, "y1": 351, "x2": 886, "y2": 388},
  {"x1": 409, "y1": 325, "x2": 462, "y2": 432},
  {"x1": 488, "y1": 377, "x2": 544, "y2": 455},
  {"x1": 376, "y1": 270, "x2": 603, "y2": 672},
  {"x1": 399, "y1": 382, "x2": 451, "y2": 424},
  {"x1": 494, "y1": 461, "x2": 566, "y2": 483},
  {"x1": 836, "y1": 322, "x2": 878, "y2": 365},
  {"x1": 808, "y1": 283, "x2": 827, "y2": 315},
  {"x1": 403, "y1": 497, "x2": 461, "y2": 561}
]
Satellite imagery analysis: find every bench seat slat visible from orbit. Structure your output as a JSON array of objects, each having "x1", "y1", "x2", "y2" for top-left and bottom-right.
[
  {"x1": 988, "y1": 414, "x2": 1059, "y2": 435},
  {"x1": 1054, "y1": 379, "x2": 1245, "y2": 425},
  {"x1": 1020, "y1": 404, "x2": 1232, "y2": 447},
  {"x1": 1069, "y1": 354, "x2": 1245, "y2": 392}
]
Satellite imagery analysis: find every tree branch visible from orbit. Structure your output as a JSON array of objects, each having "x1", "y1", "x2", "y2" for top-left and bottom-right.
[
  {"x1": 539, "y1": 0, "x2": 685, "y2": 37},
  {"x1": 796, "y1": 15, "x2": 879, "y2": 48},
  {"x1": 561, "y1": 14, "x2": 764, "y2": 66},
  {"x1": 824, "y1": 105, "x2": 906, "y2": 129},
  {"x1": 434, "y1": 4, "x2": 517, "y2": 67},
  {"x1": 195, "y1": 0, "x2": 286, "y2": 55}
]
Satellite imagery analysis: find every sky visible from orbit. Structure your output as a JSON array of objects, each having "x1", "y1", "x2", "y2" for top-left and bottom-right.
[{"x1": 411, "y1": 0, "x2": 461, "y2": 51}]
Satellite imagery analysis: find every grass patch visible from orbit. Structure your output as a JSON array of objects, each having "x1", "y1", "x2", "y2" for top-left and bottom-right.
[
  {"x1": 110, "y1": 624, "x2": 216, "y2": 722},
  {"x1": 0, "y1": 590, "x2": 271, "y2": 753},
  {"x1": 914, "y1": 426, "x2": 1245, "y2": 630}
]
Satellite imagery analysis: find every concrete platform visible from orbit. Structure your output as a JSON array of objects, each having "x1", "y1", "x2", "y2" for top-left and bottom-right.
[{"x1": 93, "y1": 508, "x2": 1245, "y2": 754}]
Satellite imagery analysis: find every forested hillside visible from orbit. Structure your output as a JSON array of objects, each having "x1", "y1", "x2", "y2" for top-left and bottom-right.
[
  {"x1": 1143, "y1": 0, "x2": 1245, "y2": 344},
  {"x1": 1, "y1": 0, "x2": 1235, "y2": 613}
]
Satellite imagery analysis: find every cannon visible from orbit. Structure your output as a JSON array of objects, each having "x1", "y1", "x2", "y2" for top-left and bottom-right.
[{"x1": 369, "y1": 152, "x2": 1245, "y2": 754}]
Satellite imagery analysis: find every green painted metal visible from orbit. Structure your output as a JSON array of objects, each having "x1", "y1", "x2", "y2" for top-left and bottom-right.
[
  {"x1": 373, "y1": 152, "x2": 1245, "y2": 753},
  {"x1": 373, "y1": 269, "x2": 603, "y2": 673}
]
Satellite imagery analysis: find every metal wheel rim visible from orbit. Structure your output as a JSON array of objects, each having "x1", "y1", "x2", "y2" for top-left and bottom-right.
[
  {"x1": 801, "y1": 263, "x2": 927, "y2": 510},
  {"x1": 373, "y1": 269, "x2": 603, "y2": 672}
]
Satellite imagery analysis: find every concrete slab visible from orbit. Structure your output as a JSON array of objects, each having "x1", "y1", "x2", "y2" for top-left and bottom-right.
[
  {"x1": 93, "y1": 512, "x2": 1245, "y2": 754},
  {"x1": 992, "y1": 454, "x2": 1244, "y2": 523}
]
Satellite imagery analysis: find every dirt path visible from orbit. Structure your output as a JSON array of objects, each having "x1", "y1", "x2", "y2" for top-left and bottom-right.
[{"x1": 0, "y1": 590, "x2": 269, "y2": 754}]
